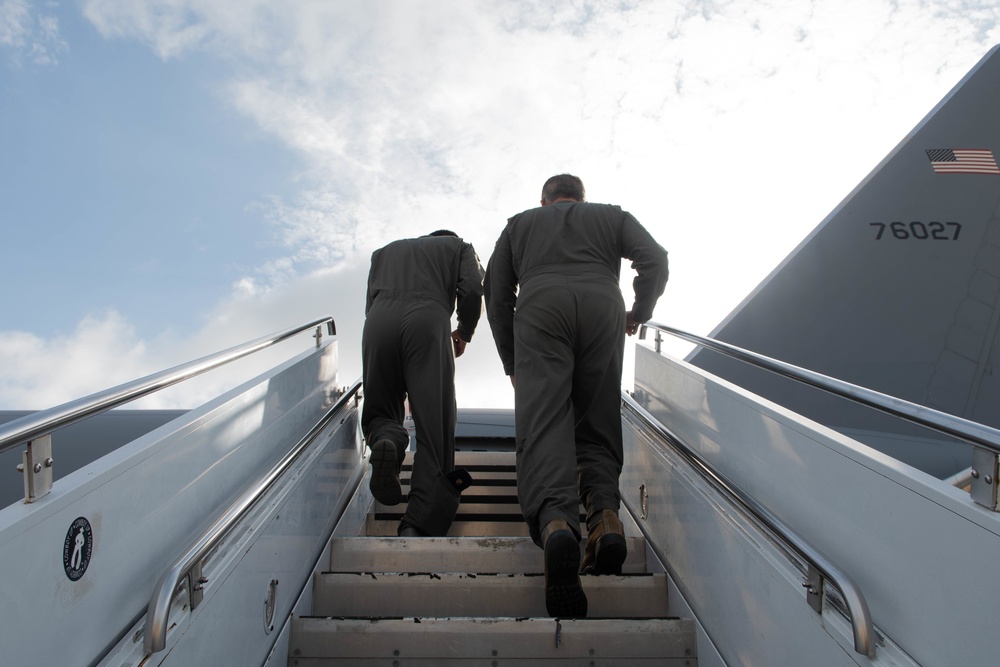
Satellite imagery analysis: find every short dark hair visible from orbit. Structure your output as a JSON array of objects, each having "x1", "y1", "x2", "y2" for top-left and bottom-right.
[
  {"x1": 429, "y1": 229, "x2": 458, "y2": 237},
  {"x1": 541, "y1": 174, "x2": 585, "y2": 204}
]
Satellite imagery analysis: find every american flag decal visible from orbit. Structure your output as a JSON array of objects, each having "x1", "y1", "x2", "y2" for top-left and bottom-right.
[{"x1": 926, "y1": 148, "x2": 1000, "y2": 174}]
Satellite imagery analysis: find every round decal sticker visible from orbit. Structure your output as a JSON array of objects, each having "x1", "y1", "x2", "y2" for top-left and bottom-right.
[{"x1": 63, "y1": 517, "x2": 93, "y2": 581}]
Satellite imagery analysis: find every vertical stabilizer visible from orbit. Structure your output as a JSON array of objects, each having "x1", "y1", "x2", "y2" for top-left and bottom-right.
[{"x1": 688, "y1": 46, "x2": 1000, "y2": 477}]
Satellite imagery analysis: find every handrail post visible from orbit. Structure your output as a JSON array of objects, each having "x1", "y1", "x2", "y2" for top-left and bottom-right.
[
  {"x1": 15, "y1": 435, "x2": 54, "y2": 503},
  {"x1": 970, "y1": 447, "x2": 999, "y2": 510},
  {"x1": 188, "y1": 561, "x2": 207, "y2": 610}
]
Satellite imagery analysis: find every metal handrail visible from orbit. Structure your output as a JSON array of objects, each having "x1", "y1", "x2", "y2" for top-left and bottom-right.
[
  {"x1": 144, "y1": 379, "x2": 362, "y2": 654},
  {"x1": 621, "y1": 392, "x2": 876, "y2": 657},
  {"x1": 640, "y1": 321, "x2": 1000, "y2": 457},
  {"x1": 0, "y1": 317, "x2": 336, "y2": 455}
]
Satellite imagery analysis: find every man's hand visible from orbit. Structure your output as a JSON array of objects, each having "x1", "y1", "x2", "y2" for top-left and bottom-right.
[
  {"x1": 509, "y1": 374, "x2": 516, "y2": 389},
  {"x1": 625, "y1": 311, "x2": 640, "y2": 336},
  {"x1": 452, "y1": 330, "x2": 467, "y2": 358}
]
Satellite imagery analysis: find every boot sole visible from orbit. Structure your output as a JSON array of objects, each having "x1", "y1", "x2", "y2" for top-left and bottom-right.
[
  {"x1": 369, "y1": 440, "x2": 402, "y2": 505},
  {"x1": 544, "y1": 530, "x2": 588, "y2": 617}
]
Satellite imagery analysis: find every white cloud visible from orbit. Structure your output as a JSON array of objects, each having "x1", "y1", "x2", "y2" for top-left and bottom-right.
[
  {"x1": 0, "y1": 0, "x2": 66, "y2": 65},
  {"x1": 0, "y1": 0, "x2": 30, "y2": 47},
  {"x1": 0, "y1": 311, "x2": 152, "y2": 409},
  {"x1": 4, "y1": 0, "x2": 1000, "y2": 411}
]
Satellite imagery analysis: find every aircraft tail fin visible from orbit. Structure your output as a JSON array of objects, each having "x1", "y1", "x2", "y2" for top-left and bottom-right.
[{"x1": 687, "y1": 46, "x2": 1000, "y2": 477}]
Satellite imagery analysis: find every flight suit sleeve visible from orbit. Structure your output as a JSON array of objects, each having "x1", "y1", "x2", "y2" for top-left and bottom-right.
[
  {"x1": 484, "y1": 229, "x2": 518, "y2": 376},
  {"x1": 621, "y1": 212, "x2": 668, "y2": 323},
  {"x1": 365, "y1": 249, "x2": 379, "y2": 316},
  {"x1": 455, "y1": 241, "x2": 486, "y2": 342}
]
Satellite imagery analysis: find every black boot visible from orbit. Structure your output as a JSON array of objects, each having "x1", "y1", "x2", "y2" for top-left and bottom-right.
[
  {"x1": 369, "y1": 439, "x2": 402, "y2": 505},
  {"x1": 398, "y1": 522, "x2": 426, "y2": 537},
  {"x1": 541, "y1": 519, "x2": 587, "y2": 617}
]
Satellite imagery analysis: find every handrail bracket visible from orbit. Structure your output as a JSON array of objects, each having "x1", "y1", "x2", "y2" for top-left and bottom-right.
[
  {"x1": 804, "y1": 564, "x2": 823, "y2": 613},
  {"x1": 970, "y1": 446, "x2": 999, "y2": 510},
  {"x1": 15, "y1": 435, "x2": 53, "y2": 503},
  {"x1": 188, "y1": 561, "x2": 207, "y2": 611}
]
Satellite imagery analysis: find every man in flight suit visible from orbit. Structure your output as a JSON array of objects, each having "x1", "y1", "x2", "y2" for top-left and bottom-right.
[
  {"x1": 363, "y1": 230, "x2": 485, "y2": 537},
  {"x1": 484, "y1": 174, "x2": 668, "y2": 617}
]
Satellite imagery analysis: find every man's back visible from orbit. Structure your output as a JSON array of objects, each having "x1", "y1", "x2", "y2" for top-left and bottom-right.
[
  {"x1": 487, "y1": 201, "x2": 666, "y2": 374},
  {"x1": 503, "y1": 202, "x2": 632, "y2": 281},
  {"x1": 368, "y1": 235, "x2": 466, "y2": 310},
  {"x1": 367, "y1": 234, "x2": 484, "y2": 341}
]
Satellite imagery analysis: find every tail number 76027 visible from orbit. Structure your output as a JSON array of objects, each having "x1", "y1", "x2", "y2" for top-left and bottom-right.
[{"x1": 869, "y1": 221, "x2": 961, "y2": 240}]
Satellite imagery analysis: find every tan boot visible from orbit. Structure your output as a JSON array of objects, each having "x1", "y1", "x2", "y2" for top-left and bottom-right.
[
  {"x1": 541, "y1": 519, "x2": 588, "y2": 617},
  {"x1": 581, "y1": 510, "x2": 626, "y2": 575}
]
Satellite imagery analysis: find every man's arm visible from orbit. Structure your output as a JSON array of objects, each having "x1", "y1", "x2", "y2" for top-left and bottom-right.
[
  {"x1": 454, "y1": 242, "x2": 485, "y2": 342},
  {"x1": 484, "y1": 230, "x2": 517, "y2": 376},
  {"x1": 621, "y1": 212, "x2": 668, "y2": 323},
  {"x1": 364, "y1": 250, "x2": 379, "y2": 316}
]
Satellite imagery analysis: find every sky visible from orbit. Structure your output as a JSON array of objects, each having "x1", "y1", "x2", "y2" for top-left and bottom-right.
[{"x1": 1, "y1": 0, "x2": 999, "y2": 411}]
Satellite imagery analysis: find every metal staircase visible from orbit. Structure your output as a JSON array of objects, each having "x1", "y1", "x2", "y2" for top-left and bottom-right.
[{"x1": 289, "y1": 449, "x2": 697, "y2": 665}]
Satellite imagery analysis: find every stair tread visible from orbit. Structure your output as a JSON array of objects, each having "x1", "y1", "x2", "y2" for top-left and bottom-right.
[
  {"x1": 292, "y1": 449, "x2": 697, "y2": 664},
  {"x1": 312, "y1": 572, "x2": 669, "y2": 618},
  {"x1": 330, "y1": 536, "x2": 649, "y2": 573},
  {"x1": 291, "y1": 616, "x2": 696, "y2": 661},
  {"x1": 364, "y1": 517, "x2": 534, "y2": 537}
]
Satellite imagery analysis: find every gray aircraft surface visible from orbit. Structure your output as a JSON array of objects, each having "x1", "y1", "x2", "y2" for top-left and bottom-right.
[
  {"x1": 688, "y1": 49, "x2": 1000, "y2": 479},
  {"x1": 1, "y1": 46, "x2": 1000, "y2": 667}
]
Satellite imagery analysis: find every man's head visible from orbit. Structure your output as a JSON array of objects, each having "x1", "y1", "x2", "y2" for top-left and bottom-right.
[
  {"x1": 540, "y1": 174, "x2": 585, "y2": 206},
  {"x1": 428, "y1": 229, "x2": 459, "y2": 238}
]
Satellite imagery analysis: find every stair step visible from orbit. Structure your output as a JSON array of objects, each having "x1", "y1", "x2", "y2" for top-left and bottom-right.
[
  {"x1": 365, "y1": 515, "x2": 533, "y2": 537},
  {"x1": 292, "y1": 449, "x2": 696, "y2": 664},
  {"x1": 330, "y1": 536, "x2": 648, "y2": 574},
  {"x1": 290, "y1": 617, "x2": 695, "y2": 665},
  {"x1": 313, "y1": 572, "x2": 669, "y2": 618}
]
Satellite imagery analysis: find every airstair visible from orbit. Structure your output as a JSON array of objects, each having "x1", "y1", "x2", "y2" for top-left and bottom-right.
[
  {"x1": 4, "y1": 317, "x2": 1000, "y2": 666},
  {"x1": 289, "y1": 448, "x2": 697, "y2": 665}
]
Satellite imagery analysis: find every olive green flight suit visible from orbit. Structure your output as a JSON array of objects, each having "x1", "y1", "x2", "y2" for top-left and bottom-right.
[
  {"x1": 485, "y1": 202, "x2": 667, "y2": 546},
  {"x1": 362, "y1": 234, "x2": 484, "y2": 536}
]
